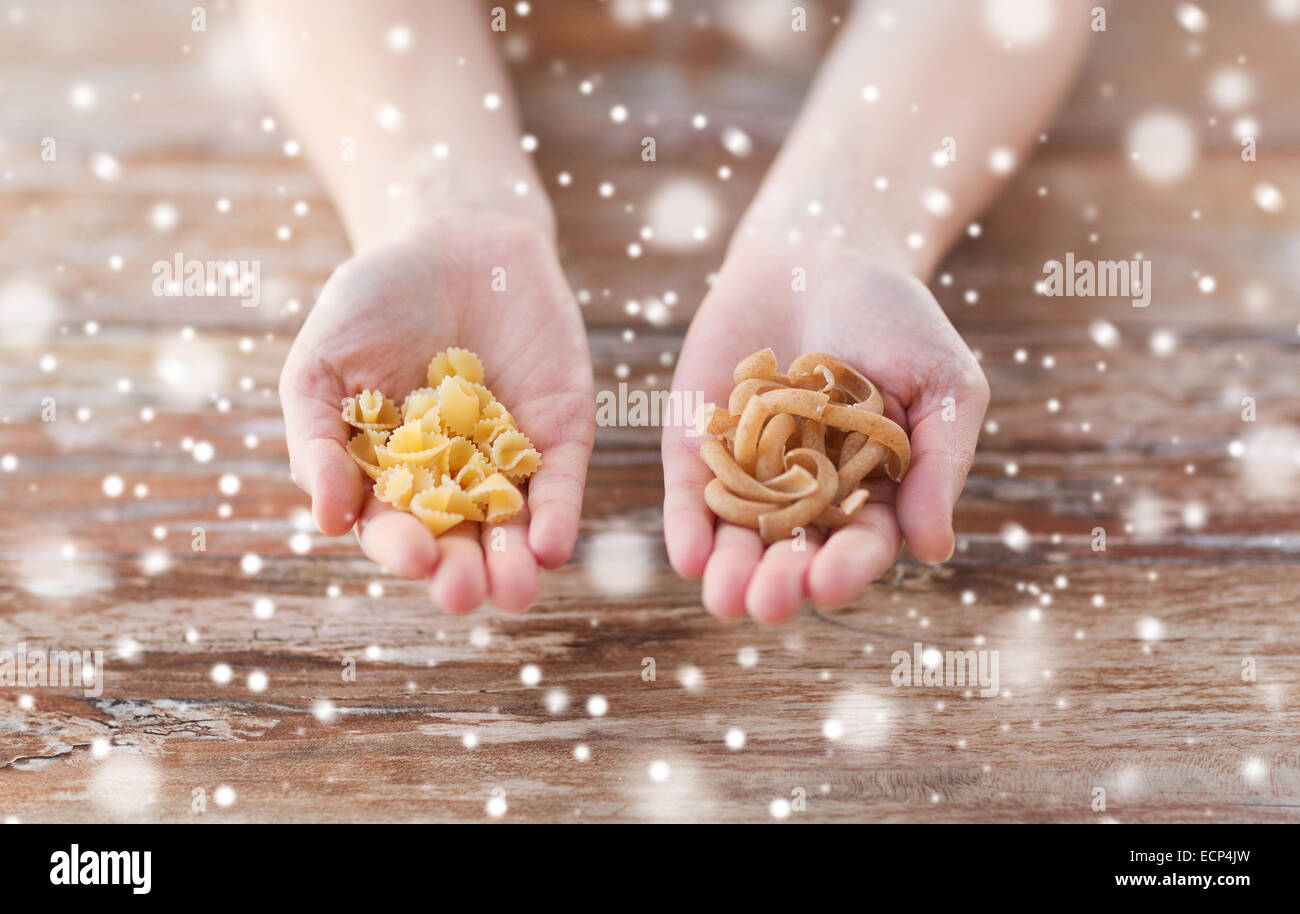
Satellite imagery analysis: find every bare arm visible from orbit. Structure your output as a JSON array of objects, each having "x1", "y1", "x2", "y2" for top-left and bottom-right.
[
  {"x1": 739, "y1": 0, "x2": 1095, "y2": 278},
  {"x1": 664, "y1": 1, "x2": 1096, "y2": 618},
  {"x1": 240, "y1": 0, "x2": 550, "y2": 252},
  {"x1": 240, "y1": 1, "x2": 594, "y2": 613}
]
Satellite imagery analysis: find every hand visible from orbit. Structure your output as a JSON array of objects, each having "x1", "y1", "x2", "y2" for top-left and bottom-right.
[
  {"x1": 662, "y1": 237, "x2": 989, "y2": 624},
  {"x1": 280, "y1": 211, "x2": 595, "y2": 613}
]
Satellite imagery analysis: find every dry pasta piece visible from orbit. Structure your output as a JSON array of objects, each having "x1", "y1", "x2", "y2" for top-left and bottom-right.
[
  {"x1": 409, "y1": 498, "x2": 468, "y2": 536},
  {"x1": 701, "y1": 439, "x2": 816, "y2": 503},
  {"x1": 694, "y1": 402, "x2": 738, "y2": 437},
  {"x1": 733, "y1": 388, "x2": 831, "y2": 475},
  {"x1": 339, "y1": 348, "x2": 538, "y2": 538},
  {"x1": 697, "y1": 348, "x2": 911, "y2": 545},
  {"x1": 733, "y1": 347, "x2": 780, "y2": 384},
  {"x1": 790, "y1": 362, "x2": 836, "y2": 397},
  {"x1": 467, "y1": 381, "x2": 495, "y2": 409},
  {"x1": 415, "y1": 481, "x2": 484, "y2": 523},
  {"x1": 410, "y1": 465, "x2": 439, "y2": 494},
  {"x1": 815, "y1": 488, "x2": 870, "y2": 528},
  {"x1": 840, "y1": 431, "x2": 866, "y2": 464},
  {"x1": 437, "y1": 375, "x2": 483, "y2": 437},
  {"x1": 427, "y1": 347, "x2": 485, "y2": 387},
  {"x1": 454, "y1": 451, "x2": 492, "y2": 491},
  {"x1": 375, "y1": 421, "x2": 452, "y2": 470},
  {"x1": 821, "y1": 402, "x2": 910, "y2": 481},
  {"x1": 489, "y1": 430, "x2": 541, "y2": 481},
  {"x1": 342, "y1": 389, "x2": 401, "y2": 431},
  {"x1": 835, "y1": 437, "x2": 888, "y2": 501},
  {"x1": 445, "y1": 436, "x2": 480, "y2": 477},
  {"x1": 800, "y1": 419, "x2": 826, "y2": 455},
  {"x1": 788, "y1": 352, "x2": 883, "y2": 411},
  {"x1": 347, "y1": 429, "x2": 389, "y2": 480},
  {"x1": 701, "y1": 447, "x2": 838, "y2": 543},
  {"x1": 755, "y1": 413, "x2": 799, "y2": 481},
  {"x1": 472, "y1": 400, "x2": 516, "y2": 446},
  {"x1": 466, "y1": 473, "x2": 525, "y2": 524},
  {"x1": 401, "y1": 387, "x2": 442, "y2": 429},
  {"x1": 755, "y1": 449, "x2": 839, "y2": 543},
  {"x1": 727, "y1": 377, "x2": 786, "y2": 416},
  {"x1": 703, "y1": 479, "x2": 768, "y2": 529},
  {"x1": 374, "y1": 465, "x2": 416, "y2": 510}
]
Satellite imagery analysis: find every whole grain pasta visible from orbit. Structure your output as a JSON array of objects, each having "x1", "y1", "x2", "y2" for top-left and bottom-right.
[{"x1": 697, "y1": 348, "x2": 911, "y2": 544}]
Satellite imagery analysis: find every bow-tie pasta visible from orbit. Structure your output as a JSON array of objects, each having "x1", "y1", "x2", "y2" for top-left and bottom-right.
[
  {"x1": 342, "y1": 389, "x2": 401, "y2": 431},
  {"x1": 400, "y1": 387, "x2": 442, "y2": 430},
  {"x1": 376, "y1": 421, "x2": 451, "y2": 470},
  {"x1": 343, "y1": 348, "x2": 541, "y2": 535},
  {"x1": 346, "y1": 429, "x2": 389, "y2": 481},
  {"x1": 427, "y1": 346, "x2": 485, "y2": 387},
  {"x1": 489, "y1": 430, "x2": 543, "y2": 482}
]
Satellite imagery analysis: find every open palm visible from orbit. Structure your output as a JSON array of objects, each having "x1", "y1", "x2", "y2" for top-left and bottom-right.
[
  {"x1": 663, "y1": 238, "x2": 989, "y2": 624},
  {"x1": 280, "y1": 212, "x2": 594, "y2": 613}
]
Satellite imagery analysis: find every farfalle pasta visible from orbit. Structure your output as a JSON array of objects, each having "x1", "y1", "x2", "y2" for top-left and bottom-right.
[
  {"x1": 342, "y1": 389, "x2": 401, "y2": 431},
  {"x1": 343, "y1": 348, "x2": 541, "y2": 535},
  {"x1": 489, "y1": 429, "x2": 543, "y2": 482},
  {"x1": 698, "y1": 349, "x2": 911, "y2": 544},
  {"x1": 346, "y1": 429, "x2": 388, "y2": 481},
  {"x1": 375, "y1": 421, "x2": 450, "y2": 470}
]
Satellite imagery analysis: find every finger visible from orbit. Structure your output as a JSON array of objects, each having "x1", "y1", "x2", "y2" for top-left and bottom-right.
[
  {"x1": 661, "y1": 324, "x2": 736, "y2": 580},
  {"x1": 807, "y1": 503, "x2": 903, "y2": 610},
  {"x1": 354, "y1": 496, "x2": 441, "y2": 579},
  {"x1": 280, "y1": 367, "x2": 363, "y2": 537},
  {"x1": 662, "y1": 427, "x2": 715, "y2": 579},
  {"x1": 526, "y1": 438, "x2": 589, "y2": 570},
  {"x1": 428, "y1": 523, "x2": 488, "y2": 614},
  {"x1": 482, "y1": 508, "x2": 539, "y2": 614},
  {"x1": 744, "y1": 528, "x2": 824, "y2": 626},
  {"x1": 898, "y1": 372, "x2": 989, "y2": 563},
  {"x1": 700, "y1": 522, "x2": 764, "y2": 620}
]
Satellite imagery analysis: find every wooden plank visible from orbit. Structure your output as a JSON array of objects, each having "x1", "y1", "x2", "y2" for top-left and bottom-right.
[{"x1": 1, "y1": 0, "x2": 1299, "y2": 823}]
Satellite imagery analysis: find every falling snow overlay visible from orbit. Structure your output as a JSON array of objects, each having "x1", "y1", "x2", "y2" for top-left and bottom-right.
[{"x1": 0, "y1": 0, "x2": 1296, "y2": 832}]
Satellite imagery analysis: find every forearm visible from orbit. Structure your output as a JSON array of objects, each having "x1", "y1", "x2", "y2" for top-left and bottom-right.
[
  {"x1": 240, "y1": 0, "x2": 550, "y2": 252},
  {"x1": 739, "y1": 0, "x2": 1094, "y2": 279}
]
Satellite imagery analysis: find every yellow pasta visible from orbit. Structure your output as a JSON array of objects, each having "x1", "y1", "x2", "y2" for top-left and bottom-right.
[
  {"x1": 413, "y1": 481, "x2": 484, "y2": 524},
  {"x1": 699, "y1": 349, "x2": 911, "y2": 543},
  {"x1": 445, "y1": 436, "x2": 479, "y2": 476},
  {"x1": 410, "y1": 465, "x2": 439, "y2": 495},
  {"x1": 489, "y1": 430, "x2": 542, "y2": 481},
  {"x1": 467, "y1": 473, "x2": 526, "y2": 524},
  {"x1": 340, "y1": 348, "x2": 537, "y2": 537},
  {"x1": 454, "y1": 451, "x2": 492, "y2": 490},
  {"x1": 437, "y1": 375, "x2": 482, "y2": 437},
  {"x1": 472, "y1": 400, "x2": 516, "y2": 445},
  {"x1": 346, "y1": 429, "x2": 389, "y2": 481},
  {"x1": 409, "y1": 498, "x2": 467, "y2": 536},
  {"x1": 401, "y1": 387, "x2": 442, "y2": 429},
  {"x1": 374, "y1": 465, "x2": 416, "y2": 510},
  {"x1": 342, "y1": 389, "x2": 401, "y2": 431},
  {"x1": 374, "y1": 421, "x2": 451, "y2": 470},
  {"x1": 427, "y1": 346, "x2": 485, "y2": 387}
]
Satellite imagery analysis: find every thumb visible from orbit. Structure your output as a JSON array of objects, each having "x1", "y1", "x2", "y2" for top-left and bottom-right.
[
  {"x1": 279, "y1": 362, "x2": 365, "y2": 536},
  {"x1": 897, "y1": 364, "x2": 989, "y2": 563}
]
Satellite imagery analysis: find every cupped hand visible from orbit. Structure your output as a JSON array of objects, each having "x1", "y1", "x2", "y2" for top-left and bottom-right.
[
  {"x1": 662, "y1": 238, "x2": 989, "y2": 624},
  {"x1": 280, "y1": 211, "x2": 595, "y2": 613}
]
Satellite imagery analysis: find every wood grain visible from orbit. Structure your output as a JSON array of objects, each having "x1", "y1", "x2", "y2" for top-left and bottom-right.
[{"x1": 1, "y1": 0, "x2": 1298, "y2": 823}]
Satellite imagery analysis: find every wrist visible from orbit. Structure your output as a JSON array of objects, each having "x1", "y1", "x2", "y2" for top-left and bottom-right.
[
  {"x1": 330, "y1": 142, "x2": 555, "y2": 253},
  {"x1": 729, "y1": 188, "x2": 931, "y2": 283},
  {"x1": 735, "y1": 118, "x2": 967, "y2": 281}
]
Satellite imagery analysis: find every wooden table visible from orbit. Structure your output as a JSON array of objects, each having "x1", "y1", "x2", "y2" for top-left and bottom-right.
[{"x1": 2, "y1": 0, "x2": 1298, "y2": 823}]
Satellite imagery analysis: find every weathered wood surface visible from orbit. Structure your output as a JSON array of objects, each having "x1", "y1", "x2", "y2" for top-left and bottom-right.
[{"x1": 1, "y1": 1, "x2": 1299, "y2": 822}]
